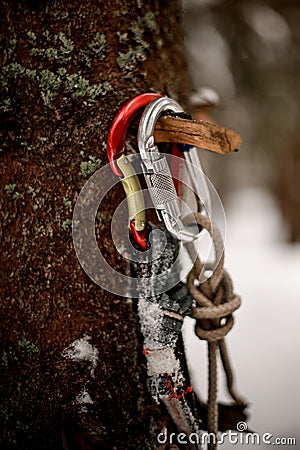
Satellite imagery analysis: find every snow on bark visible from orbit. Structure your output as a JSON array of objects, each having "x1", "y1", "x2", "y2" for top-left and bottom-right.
[{"x1": 62, "y1": 335, "x2": 99, "y2": 376}]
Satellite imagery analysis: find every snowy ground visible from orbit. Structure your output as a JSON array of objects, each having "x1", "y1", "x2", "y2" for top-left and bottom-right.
[{"x1": 183, "y1": 187, "x2": 300, "y2": 449}]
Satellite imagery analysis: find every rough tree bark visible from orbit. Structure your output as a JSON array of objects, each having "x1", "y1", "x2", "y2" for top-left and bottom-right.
[{"x1": 0, "y1": 1, "x2": 190, "y2": 449}]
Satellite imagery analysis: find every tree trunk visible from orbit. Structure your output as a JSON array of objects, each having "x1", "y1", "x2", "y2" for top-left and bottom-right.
[{"x1": 0, "y1": 1, "x2": 190, "y2": 448}]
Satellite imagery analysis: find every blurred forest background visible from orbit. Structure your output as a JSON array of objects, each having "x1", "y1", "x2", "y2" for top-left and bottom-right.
[
  {"x1": 183, "y1": 0, "x2": 300, "y2": 242},
  {"x1": 182, "y1": 1, "x2": 300, "y2": 447}
]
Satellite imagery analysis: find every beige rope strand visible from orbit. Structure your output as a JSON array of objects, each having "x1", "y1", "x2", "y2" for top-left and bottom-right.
[
  {"x1": 219, "y1": 338, "x2": 246, "y2": 407},
  {"x1": 185, "y1": 212, "x2": 246, "y2": 448}
]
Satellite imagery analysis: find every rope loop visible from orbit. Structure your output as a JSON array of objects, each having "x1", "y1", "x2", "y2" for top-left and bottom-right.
[
  {"x1": 184, "y1": 212, "x2": 246, "y2": 449},
  {"x1": 188, "y1": 268, "x2": 241, "y2": 342},
  {"x1": 185, "y1": 212, "x2": 241, "y2": 342}
]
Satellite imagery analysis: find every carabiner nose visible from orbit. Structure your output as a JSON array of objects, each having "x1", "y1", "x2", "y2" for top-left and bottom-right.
[
  {"x1": 106, "y1": 93, "x2": 162, "y2": 177},
  {"x1": 138, "y1": 97, "x2": 184, "y2": 172}
]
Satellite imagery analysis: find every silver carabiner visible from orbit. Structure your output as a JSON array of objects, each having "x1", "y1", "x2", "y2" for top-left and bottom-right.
[
  {"x1": 138, "y1": 97, "x2": 183, "y2": 171},
  {"x1": 137, "y1": 96, "x2": 211, "y2": 242}
]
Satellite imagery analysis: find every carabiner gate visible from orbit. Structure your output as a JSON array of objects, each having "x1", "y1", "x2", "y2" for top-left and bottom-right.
[{"x1": 116, "y1": 155, "x2": 149, "y2": 251}]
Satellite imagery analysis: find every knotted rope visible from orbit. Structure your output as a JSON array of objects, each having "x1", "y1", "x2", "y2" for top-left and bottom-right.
[{"x1": 185, "y1": 213, "x2": 246, "y2": 450}]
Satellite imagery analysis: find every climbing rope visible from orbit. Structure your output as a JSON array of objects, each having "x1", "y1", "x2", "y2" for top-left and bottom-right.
[{"x1": 185, "y1": 212, "x2": 246, "y2": 449}]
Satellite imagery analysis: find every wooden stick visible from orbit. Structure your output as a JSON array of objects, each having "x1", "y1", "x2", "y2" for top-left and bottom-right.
[{"x1": 154, "y1": 116, "x2": 241, "y2": 155}]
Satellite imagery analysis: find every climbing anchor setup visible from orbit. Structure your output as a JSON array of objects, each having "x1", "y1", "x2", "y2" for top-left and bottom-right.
[{"x1": 106, "y1": 93, "x2": 247, "y2": 449}]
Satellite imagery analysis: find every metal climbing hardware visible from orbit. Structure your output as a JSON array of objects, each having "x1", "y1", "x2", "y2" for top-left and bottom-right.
[
  {"x1": 115, "y1": 154, "x2": 150, "y2": 250},
  {"x1": 106, "y1": 93, "x2": 162, "y2": 250},
  {"x1": 106, "y1": 92, "x2": 162, "y2": 177},
  {"x1": 116, "y1": 155, "x2": 146, "y2": 232},
  {"x1": 107, "y1": 93, "x2": 213, "y2": 248},
  {"x1": 138, "y1": 96, "x2": 211, "y2": 242},
  {"x1": 105, "y1": 93, "x2": 246, "y2": 450},
  {"x1": 179, "y1": 143, "x2": 212, "y2": 216}
]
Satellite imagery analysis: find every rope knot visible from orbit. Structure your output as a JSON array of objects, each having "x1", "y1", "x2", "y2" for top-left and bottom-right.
[
  {"x1": 188, "y1": 268, "x2": 241, "y2": 342},
  {"x1": 185, "y1": 212, "x2": 247, "y2": 447},
  {"x1": 185, "y1": 212, "x2": 241, "y2": 342}
]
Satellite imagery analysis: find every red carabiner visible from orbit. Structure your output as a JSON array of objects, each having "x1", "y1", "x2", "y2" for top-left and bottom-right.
[
  {"x1": 106, "y1": 93, "x2": 162, "y2": 250},
  {"x1": 106, "y1": 92, "x2": 162, "y2": 177},
  {"x1": 129, "y1": 219, "x2": 148, "y2": 251}
]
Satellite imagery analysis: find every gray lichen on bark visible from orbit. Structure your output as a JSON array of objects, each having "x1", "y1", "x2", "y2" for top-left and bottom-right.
[{"x1": 0, "y1": 0, "x2": 190, "y2": 448}]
